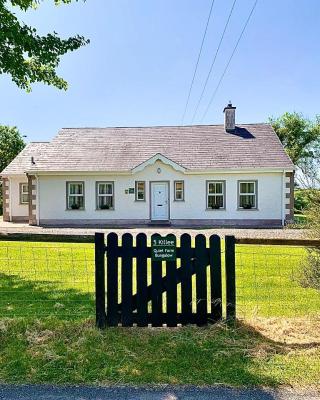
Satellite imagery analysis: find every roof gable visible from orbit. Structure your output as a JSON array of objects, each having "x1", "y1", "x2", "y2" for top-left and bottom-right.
[{"x1": 132, "y1": 153, "x2": 186, "y2": 173}]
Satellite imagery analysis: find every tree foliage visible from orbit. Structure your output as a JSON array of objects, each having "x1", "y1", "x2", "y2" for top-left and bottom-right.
[
  {"x1": 270, "y1": 112, "x2": 320, "y2": 165},
  {"x1": 0, "y1": 0, "x2": 89, "y2": 91},
  {"x1": 0, "y1": 125, "x2": 25, "y2": 172},
  {"x1": 0, "y1": 125, "x2": 25, "y2": 214},
  {"x1": 294, "y1": 189, "x2": 313, "y2": 213},
  {"x1": 270, "y1": 112, "x2": 320, "y2": 188}
]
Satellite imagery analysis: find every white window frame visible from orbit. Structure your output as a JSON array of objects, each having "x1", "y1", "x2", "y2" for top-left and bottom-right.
[
  {"x1": 238, "y1": 180, "x2": 258, "y2": 209},
  {"x1": 135, "y1": 181, "x2": 146, "y2": 201},
  {"x1": 19, "y1": 183, "x2": 29, "y2": 205},
  {"x1": 174, "y1": 180, "x2": 184, "y2": 201},
  {"x1": 206, "y1": 181, "x2": 225, "y2": 209},
  {"x1": 66, "y1": 181, "x2": 85, "y2": 210},
  {"x1": 96, "y1": 181, "x2": 114, "y2": 210}
]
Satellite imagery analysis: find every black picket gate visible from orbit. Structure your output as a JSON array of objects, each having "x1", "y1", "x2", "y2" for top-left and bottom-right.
[{"x1": 95, "y1": 232, "x2": 236, "y2": 328}]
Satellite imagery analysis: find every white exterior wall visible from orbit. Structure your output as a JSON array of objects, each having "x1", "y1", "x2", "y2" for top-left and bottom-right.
[
  {"x1": 37, "y1": 161, "x2": 284, "y2": 225},
  {"x1": 9, "y1": 175, "x2": 29, "y2": 220}
]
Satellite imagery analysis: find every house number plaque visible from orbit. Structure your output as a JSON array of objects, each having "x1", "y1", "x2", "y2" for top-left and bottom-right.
[{"x1": 151, "y1": 234, "x2": 176, "y2": 261}]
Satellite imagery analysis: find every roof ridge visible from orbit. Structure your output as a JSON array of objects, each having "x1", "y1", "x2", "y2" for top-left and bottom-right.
[{"x1": 59, "y1": 122, "x2": 270, "y2": 130}]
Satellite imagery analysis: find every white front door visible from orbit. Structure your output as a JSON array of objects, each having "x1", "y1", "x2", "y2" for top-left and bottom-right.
[{"x1": 151, "y1": 182, "x2": 169, "y2": 220}]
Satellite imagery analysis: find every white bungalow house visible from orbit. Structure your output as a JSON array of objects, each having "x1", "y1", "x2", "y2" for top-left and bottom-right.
[{"x1": 1, "y1": 104, "x2": 294, "y2": 227}]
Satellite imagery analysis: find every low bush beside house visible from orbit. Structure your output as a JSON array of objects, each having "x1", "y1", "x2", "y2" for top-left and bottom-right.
[
  {"x1": 300, "y1": 190, "x2": 320, "y2": 290},
  {"x1": 294, "y1": 189, "x2": 313, "y2": 213}
]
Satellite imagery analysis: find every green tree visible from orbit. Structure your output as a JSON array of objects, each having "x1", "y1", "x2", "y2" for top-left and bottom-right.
[
  {"x1": 270, "y1": 112, "x2": 320, "y2": 188},
  {"x1": 0, "y1": 0, "x2": 89, "y2": 91},
  {"x1": 0, "y1": 126, "x2": 25, "y2": 214},
  {"x1": 270, "y1": 112, "x2": 320, "y2": 165}
]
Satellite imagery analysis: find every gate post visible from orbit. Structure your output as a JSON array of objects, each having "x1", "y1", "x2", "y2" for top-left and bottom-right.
[
  {"x1": 95, "y1": 232, "x2": 107, "y2": 329},
  {"x1": 225, "y1": 235, "x2": 236, "y2": 322}
]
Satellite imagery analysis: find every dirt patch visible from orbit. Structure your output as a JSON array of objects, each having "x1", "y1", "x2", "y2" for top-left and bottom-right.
[{"x1": 245, "y1": 317, "x2": 320, "y2": 345}]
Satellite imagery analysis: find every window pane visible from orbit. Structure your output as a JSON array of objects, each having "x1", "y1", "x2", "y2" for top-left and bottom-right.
[
  {"x1": 247, "y1": 182, "x2": 255, "y2": 193},
  {"x1": 136, "y1": 181, "x2": 145, "y2": 200},
  {"x1": 175, "y1": 190, "x2": 183, "y2": 200},
  {"x1": 215, "y1": 183, "x2": 223, "y2": 194},
  {"x1": 208, "y1": 183, "x2": 215, "y2": 194},
  {"x1": 69, "y1": 183, "x2": 83, "y2": 195},
  {"x1": 22, "y1": 194, "x2": 29, "y2": 203},
  {"x1": 98, "y1": 196, "x2": 113, "y2": 208},
  {"x1": 22, "y1": 184, "x2": 28, "y2": 193},
  {"x1": 175, "y1": 182, "x2": 183, "y2": 190},
  {"x1": 99, "y1": 183, "x2": 112, "y2": 195},
  {"x1": 240, "y1": 182, "x2": 255, "y2": 194},
  {"x1": 240, "y1": 195, "x2": 255, "y2": 208},
  {"x1": 208, "y1": 182, "x2": 223, "y2": 194},
  {"x1": 208, "y1": 195, "x2": 223, "y2": 208},
  {"x1": 68, "y1": 195, "x2": 84, "y2": 208}
]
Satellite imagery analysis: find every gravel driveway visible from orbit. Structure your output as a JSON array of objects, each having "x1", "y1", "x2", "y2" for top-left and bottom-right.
[{"x1": 0, "y1": 218, "x2": 309, "y2": 239}]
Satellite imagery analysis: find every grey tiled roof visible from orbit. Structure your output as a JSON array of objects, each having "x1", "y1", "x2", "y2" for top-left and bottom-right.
[
  {"x1": 1, "y1": 142, "x2": 50, "y2": 175},
  {"x1": 1, "y1": 124, "x2": 294, "y2": 175}
]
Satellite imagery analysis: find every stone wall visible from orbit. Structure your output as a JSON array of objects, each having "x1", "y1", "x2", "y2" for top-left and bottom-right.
[
  {"x1": 285, "y1": 171, "x2": 294, "y2": 223},
  {"x1": 28, "y1": 175, "x2": 37, "y2": 225},
  {"x1": 2, "y1": 178, "x2": 10, "y2": 222}
]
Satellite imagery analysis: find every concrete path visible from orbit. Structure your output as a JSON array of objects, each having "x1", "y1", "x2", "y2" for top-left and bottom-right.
[
  {"x1": 0, "y1": 217, "x2": 308, "y2": 239},
  {"x1": 0, "y1": 385, "x2": 318, "y2": 400}
]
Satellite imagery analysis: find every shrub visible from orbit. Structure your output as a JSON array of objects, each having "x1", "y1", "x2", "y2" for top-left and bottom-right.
[
  {"x1": 294, "y1": 189, "x2": 312, "y2": 213},
  {"x1": 300, "y1": 190, "x2": 320, "y2": 291}
]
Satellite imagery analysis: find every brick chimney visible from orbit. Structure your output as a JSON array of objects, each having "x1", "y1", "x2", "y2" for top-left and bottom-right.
[{"x1": 223, "y1": 102, "x2": 236, "y2": 133}]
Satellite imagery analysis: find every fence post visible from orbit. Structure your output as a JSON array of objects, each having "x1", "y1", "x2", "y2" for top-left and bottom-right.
[
  {"x1": 95, "y1": 232, "x2": 107, "y2": 329},
  {"x1": 225, "y1": 235, "x2": 236, "y2": 323}
]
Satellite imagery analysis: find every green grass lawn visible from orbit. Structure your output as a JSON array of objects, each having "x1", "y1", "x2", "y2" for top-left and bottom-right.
[
  {"x1": 0, "y1": 241, "x2": 318, "y2": 319},
  {"x1": 0, "y1": 240, "x2": 319, "y2": 387}
]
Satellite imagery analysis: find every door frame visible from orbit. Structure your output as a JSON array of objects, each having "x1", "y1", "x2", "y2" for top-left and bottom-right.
[{"x1": 149, "y1": 181, "x2": 170, "y2": 221}]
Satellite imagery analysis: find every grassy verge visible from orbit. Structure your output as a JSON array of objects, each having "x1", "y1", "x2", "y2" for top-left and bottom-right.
[
  {"x1": 0, "y1": 318, "x2": 319, "y2": 388},
  {"x1": 0, "y1": 240, "x2": 319, "y2": 388},
  {"x1": 0, "y1": 241, "x2": 319, "y2": 319}
]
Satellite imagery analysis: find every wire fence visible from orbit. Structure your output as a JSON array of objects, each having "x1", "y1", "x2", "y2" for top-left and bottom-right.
[
  {"x1": 236, "y1": 244, "x2": 320, "y2": 320},
  {"x1": 0, "y1": 237, "x2": 319, "y2": 322},
  {"x1": 0, "y1": 241, "x2": 95, "y2": 318}
]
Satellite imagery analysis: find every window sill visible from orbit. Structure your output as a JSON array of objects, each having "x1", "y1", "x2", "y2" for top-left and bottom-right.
[
  {"x1": 66, "y1": 208, "x2": 85, "y2": 211},
  {"x1": 96, "y1": 208, "x2": 115, "y2": 211},
  {"x1": 206, "y1": 208, "x2": 225, "y2": 211},
  {"x1": 174, "y1": 200, "x2": 185, "y2": 202},
  {"x1": 134, "y1": 200, "x2": 146, "y2": 202}
]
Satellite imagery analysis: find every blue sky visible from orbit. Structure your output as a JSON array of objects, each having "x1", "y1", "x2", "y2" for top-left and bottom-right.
[{"x1": 1, "y1": 0, "x2": 320, "y2": 142}]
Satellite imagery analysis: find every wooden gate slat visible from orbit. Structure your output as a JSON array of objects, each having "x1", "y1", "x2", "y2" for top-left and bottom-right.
[
  {"x1": 151, "y1": 234, "x2": 163, "y2": 327},
  {"x1": 180, "y1": 233, "x2": 192, "y2": 324},
  {"x1": 151, "y1": 260, "x2": 163, "y2": 326},
  {"x1": 166, "y1": 258, "x2": 177, "y2": 327},
  {"x1": 195, "y1": 234, "x2": 207, "y2": 326},
  {"x1": 136, "y1": 233, "x2": 148, "y2": 327},
  {"x1": 106, "y1": 232, "x2": 119, "y2": 326},
  {"x1": 209, "y1": 235, "x2": 222, "y2": 321},
  {"x1": 121, "y1": 233, "x2": 133, "y2": 327}
]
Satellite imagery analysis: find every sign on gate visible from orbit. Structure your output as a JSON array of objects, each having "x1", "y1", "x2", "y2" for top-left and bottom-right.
[{"x1": 151, "y1": 234, "x2": 176, "y2": 261}]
